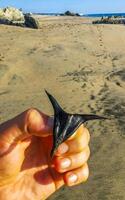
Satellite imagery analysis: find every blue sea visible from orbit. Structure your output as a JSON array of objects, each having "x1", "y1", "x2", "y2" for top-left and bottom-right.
[
  {"x1": 85, "y1": 13, "x2": 125, "y2": 17},
  {"x1": 34, "y1": 12, "x2": 125, "y2": 18}
]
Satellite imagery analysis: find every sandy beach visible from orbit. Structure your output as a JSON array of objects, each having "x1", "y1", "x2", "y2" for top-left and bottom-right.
[{"x1": 0, "y1": 16, "x2": 125, "y2": 200}]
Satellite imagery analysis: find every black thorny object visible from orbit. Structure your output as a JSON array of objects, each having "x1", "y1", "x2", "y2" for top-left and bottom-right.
[{"x1": 45, "y1": 90, "x2": 107, "y2": 158}]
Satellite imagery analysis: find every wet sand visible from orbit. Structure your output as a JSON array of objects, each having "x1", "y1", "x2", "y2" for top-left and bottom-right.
[{"x1": 0, "y1": 16, "x2": 125, "y2": 200}]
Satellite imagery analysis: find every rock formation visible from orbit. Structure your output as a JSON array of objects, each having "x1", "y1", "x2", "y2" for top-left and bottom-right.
[
  {"x1": 93, "y1": 16, "x2": 125, "y2": 24},
  {"x1": 24, "y1": 14, "x2": 40, "y2": 29},
  {"x1": 0, "y1": 7, "x2": 39, "y2": 29},
  {"x1": 61, "y1": 11, "x2": 80, "y2": 17},
  {"x1": 0, "y1": 7, "x2": 24, "y2": 22}
]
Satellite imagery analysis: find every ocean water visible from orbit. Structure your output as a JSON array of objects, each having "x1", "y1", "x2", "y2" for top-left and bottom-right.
[
  {"x1": 85, "y1": 13, "x2": 125, "y2": 17},
  {"x1": 34, "y1": 12, "x2": 125, "y2": 18}
]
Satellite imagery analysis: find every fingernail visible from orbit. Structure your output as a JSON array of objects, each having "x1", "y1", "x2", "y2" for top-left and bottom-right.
[
  {"x1": 61, "y1": 158, "x2": 71, "y2": 169},
  {"x1": 68, "y1": 173, "x2": 78, "y2": 184},
  {"x1": 29, "y1": 109, "x2": 40, "y2": 122},
  {"x1": 58, "y1": 143, "x2": 69, "y2": 154}
]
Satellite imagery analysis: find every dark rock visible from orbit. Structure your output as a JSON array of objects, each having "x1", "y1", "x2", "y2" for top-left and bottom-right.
[
  {"x1": 0, "y1": 18, "x2": 12, "y2": 25},
  {"x1": 0, "y1": 18, "x2": 25, "y2": 27},
  {"x1": 90, "y1": 95, "x2": 95, "y2": 100},
  {"x1": 93, "y1": 17, "x2": 125, "y2": 24},
  {"x1": 24, "y1": 14, "x2": 40, "y2": 29},
  {"x1": 61, "y1": 11, "x2": 80, "y2": 17}
]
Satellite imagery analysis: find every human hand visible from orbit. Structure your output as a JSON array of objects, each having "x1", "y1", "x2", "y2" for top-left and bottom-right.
[{"x1": 0, "y1": 109, "x2": 90, "y2": 200}]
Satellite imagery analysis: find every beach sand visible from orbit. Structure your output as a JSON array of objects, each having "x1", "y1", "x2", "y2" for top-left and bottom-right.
[{"x1": 0, "y1": 16, "x2": 125, "y2": 200}]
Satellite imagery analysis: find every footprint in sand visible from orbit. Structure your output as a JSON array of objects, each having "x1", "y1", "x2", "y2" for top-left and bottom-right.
[
  {"x1": 106, "y1": 69, "x2": 125, "y2": 87},
  {"x1": 96, "y1": 26, "x2": 105, "y2": 48},
  {"x1": 98, "y1": 86, "x2": 125, "y2": 134},
  {"x1": 28, "y1": 47, "x2": 38, "y2": 55},
  {"x1": 63, "y1": 58, "x2": 68, "y2": 61},
  {"x1": 0, "y1": 90, "x2": 10, "y2": 96},
  {"x1": 0, "y1": 64, "x2": 8, "y2": 79},
  {"x1": 0, "y1": 53, "x2": 5, "y2": 61},
  {"x1": 96, "y1": 26, "x2": 118, "y2": 70},
  {"x1": 60, "y1": 67, "x2": 92, "y2": 84},
  {"x1": 8, "y1": 74, "x2": 23, "y2": 86},
  {"x1": 43, "y1": 44, "x2": 64, "y2": 56}
]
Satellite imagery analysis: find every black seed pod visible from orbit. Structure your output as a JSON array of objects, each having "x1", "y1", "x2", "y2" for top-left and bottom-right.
[{"x1": 45, "y1": 90, "x2": 107, "y2": 157}]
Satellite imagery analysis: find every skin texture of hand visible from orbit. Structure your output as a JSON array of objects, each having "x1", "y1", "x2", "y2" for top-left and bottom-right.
[{"x1": 0, "y1": 109, "x2": 90, "y2": 200}]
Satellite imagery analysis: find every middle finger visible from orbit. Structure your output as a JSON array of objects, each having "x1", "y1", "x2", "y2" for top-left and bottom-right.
[{"x1": 54, "y1": 146, "x2": 90, "y2": 173}]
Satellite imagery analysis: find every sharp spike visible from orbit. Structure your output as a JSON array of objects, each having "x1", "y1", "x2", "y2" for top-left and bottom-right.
[
  {"x1": 45, "y1": 90, "x2": 63, "y2": 114},
  {"x1": 81, "y1": 114, "x2": 107, "y2": 122}
]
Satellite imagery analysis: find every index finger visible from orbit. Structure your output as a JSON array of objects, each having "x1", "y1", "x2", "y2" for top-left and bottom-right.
[{"x1": 55, "y1": 125, "x2": 90, "y2": 155}]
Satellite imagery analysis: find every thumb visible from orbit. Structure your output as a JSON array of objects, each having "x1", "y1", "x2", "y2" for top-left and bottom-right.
[
  {"x1": 0, "y1": 109, "x2": 53, "y2": 155},
  {"x1": 24, "y1": 109, "x2": 53, "y2": 137}
]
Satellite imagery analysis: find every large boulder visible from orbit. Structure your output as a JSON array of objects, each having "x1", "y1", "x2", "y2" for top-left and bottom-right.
[
  {"x1": 0, "y1": 7, "x2": 40, "y2": 29},
  {"x1": 24, "y1": 14, "x2": 40, "y2": 29},
  {"x1": 0, "y1": 7, "x2": 24, "y2": 22}
]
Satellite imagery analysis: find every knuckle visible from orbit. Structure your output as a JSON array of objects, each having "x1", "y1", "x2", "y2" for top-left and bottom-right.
[
  {"x1": 76, "y1": 137, "x2": 86, "y2": 152},
  {"x1": 81, "y1": 146, "x2": 90, "y2": 163},
  {"x1": 87, "y1": 131, "x2": 90, "y2": 143},
  {"x1": 82, "y1": 163, "x2": 89, "y2": 182},
  {"x1": 77, "y1": 143, "x2": 85, "y2": 152},
  {"x1": 82, "y1": 147, "x2": 90, "y2": 163},
  {"x1": 78, "y1": 130, "x2": 89, "y2": 150},
  {"x1": 84, "y1": 127, "x2": 90, "y2": 143},
  {"x1": 84, "y1": 127, "x2": 90, "y2": 136},
  {"x1": 87, "y1": 146, "x2": 90, "y2": 157},
  {"x1": 71, "y1": 151, "x2": 87, "y2": 168}
]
